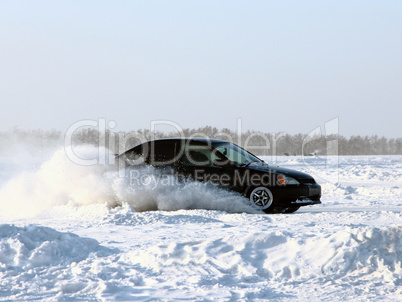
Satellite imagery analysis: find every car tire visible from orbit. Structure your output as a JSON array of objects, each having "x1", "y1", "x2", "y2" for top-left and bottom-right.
[{"x1": 247, "y1": 186, "x2": 275, "y2": 213}]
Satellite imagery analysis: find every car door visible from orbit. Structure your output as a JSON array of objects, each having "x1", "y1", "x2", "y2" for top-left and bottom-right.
[{"x1": 176, "y1": 142, "x2": 236, "y2": 189}]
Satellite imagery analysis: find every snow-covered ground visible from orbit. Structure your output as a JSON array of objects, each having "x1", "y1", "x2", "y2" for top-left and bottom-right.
[{"x1": 0, "y1": 147, "x2": 401, "y2": 301}]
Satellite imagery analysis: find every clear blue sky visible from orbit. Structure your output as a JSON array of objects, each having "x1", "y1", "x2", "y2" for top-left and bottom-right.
[{"x1": 1, "y1": 1, "x2": 401, "y2": 137}]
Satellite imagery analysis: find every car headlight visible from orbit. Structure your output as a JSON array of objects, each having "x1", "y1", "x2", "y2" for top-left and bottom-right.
[{"x1": 277, "y1": 174, "x2": 300, "y2": 185}]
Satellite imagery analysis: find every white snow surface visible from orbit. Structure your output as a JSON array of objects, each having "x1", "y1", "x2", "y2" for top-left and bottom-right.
[{"x1": 0, "y1": 147, "x2": 401, "y2": 301}]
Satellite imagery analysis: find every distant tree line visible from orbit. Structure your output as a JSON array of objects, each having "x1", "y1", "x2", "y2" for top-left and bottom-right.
[{"x1": 1, "y1": 127, "x2": 402, "y2": 156}]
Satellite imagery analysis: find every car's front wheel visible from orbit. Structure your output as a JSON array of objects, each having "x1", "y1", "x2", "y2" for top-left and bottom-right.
[{"x1": 247, "y1": 186, "x2": 275, "y2": 213}]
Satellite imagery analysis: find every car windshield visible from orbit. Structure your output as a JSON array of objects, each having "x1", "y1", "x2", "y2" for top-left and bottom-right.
[{"x1": 212, "y1": 142, "x2": 263, "y2": 166}]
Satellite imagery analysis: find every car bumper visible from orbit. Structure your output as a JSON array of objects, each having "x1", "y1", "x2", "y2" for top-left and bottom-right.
[{"x1": 274, "y1": 183, "x2": 321, "y2": 207}]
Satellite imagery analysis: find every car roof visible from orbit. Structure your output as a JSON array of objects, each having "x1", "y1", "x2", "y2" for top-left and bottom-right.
[
  {"x1": 147, "y1": 137, "x2": 229, "y2": 144},
  {"x1": 119, "y1": 137, "x2": 230, "y2": 157}
]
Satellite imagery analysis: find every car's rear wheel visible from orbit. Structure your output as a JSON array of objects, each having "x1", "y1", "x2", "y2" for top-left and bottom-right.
[{"x1": 248, "y1": 186, "x2": 275, "y2": 213}]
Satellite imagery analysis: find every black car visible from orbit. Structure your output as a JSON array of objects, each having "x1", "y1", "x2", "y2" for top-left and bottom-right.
[{"x1": 118, "y1": 138, "x2": 321, "y2": 213}]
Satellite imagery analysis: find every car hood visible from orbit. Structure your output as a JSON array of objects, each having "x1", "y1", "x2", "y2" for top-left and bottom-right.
[{"x1": 246, "y1": 163, "x2": 314, "y2": 181}]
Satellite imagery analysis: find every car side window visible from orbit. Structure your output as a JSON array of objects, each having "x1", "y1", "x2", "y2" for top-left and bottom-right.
[
  {"x1": 149, "y1": 142, "x2": 177, "y2": 166},
  {"x1": 180, "y1": 145, "x2": 222, "y2": 167}
]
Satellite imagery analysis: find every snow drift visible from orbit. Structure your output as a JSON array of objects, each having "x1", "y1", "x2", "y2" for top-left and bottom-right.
[
  {"x1": 0, "y1": 216, "x2": 400, "y2": 301},
  {"x1": 0, "y1": 224, "x2": 113, "y2": 269}
]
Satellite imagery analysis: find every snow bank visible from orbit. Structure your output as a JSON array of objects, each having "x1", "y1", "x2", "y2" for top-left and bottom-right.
[
  {"x1": 0, "y1": 208, "x2": 401, "y2": 300},
  {"x1": 0, "y1": 224, "x2": 115, "y2": 301},
  {"x1": 123, "y1": 226, "x2": 402, "y2": 283},
  {"x1": 2, "y1": 219, "x2": 399, "y2": 301},
  {"x1": 4, "y1": 220, "x2": 396, "y2": 301},
  {"x1": 0, "y1": 224, "x2": 112, "y2": 270},
  {"x1": 88, "y1": 223, "x2": 397, "y2": 301},
  {"x1": 317, "y1": 227, "x2": 402, "y2": 280}
]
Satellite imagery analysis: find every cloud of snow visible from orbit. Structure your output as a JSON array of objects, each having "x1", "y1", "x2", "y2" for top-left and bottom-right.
[{"x1": 0, "y1": 146, "x2": 259, "y2": 218}]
